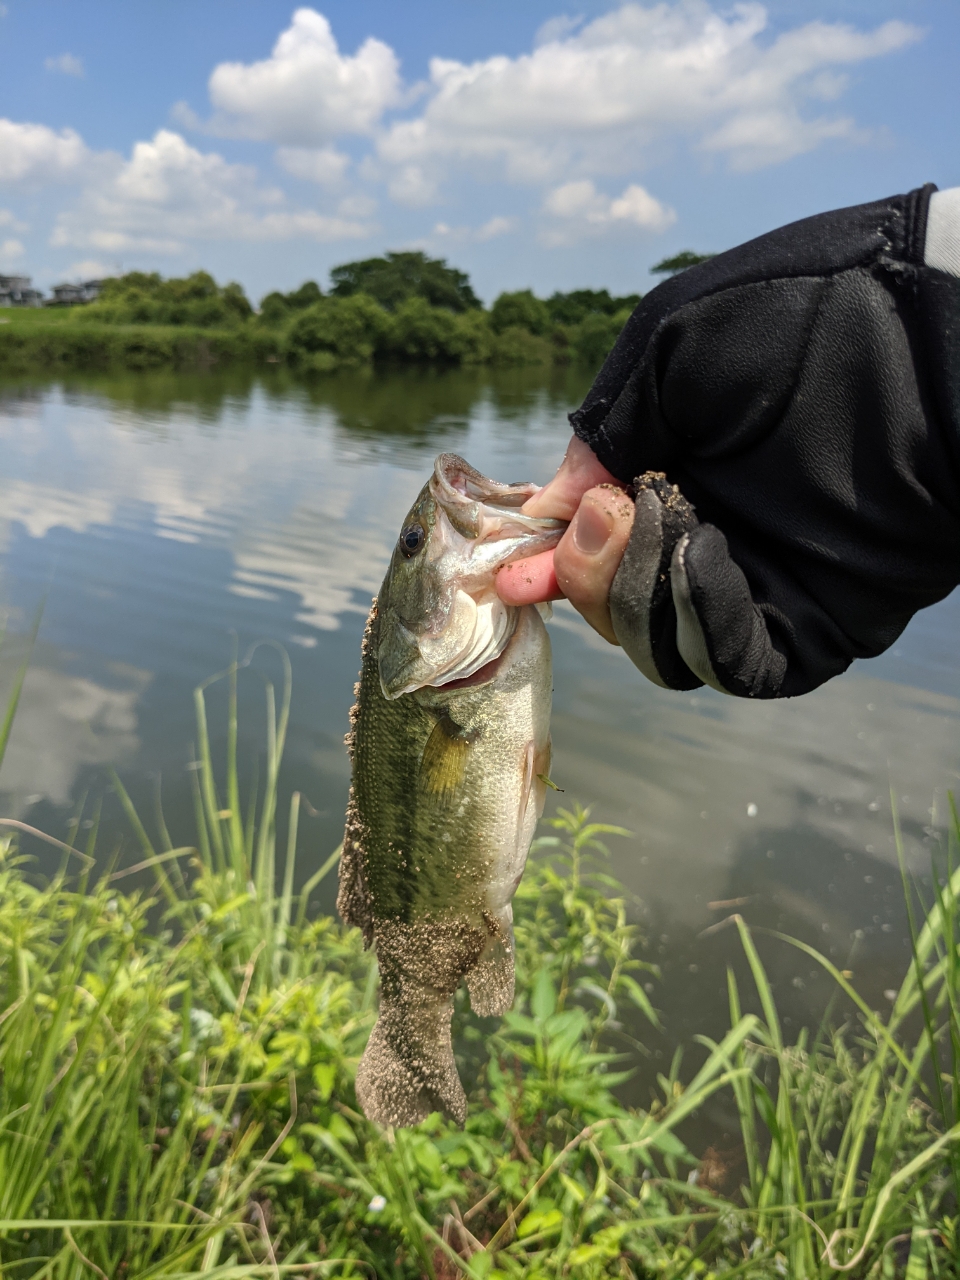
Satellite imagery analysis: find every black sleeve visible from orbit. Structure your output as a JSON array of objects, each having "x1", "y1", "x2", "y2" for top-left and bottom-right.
[{"x1": 571, "y1": 184, "x2": 960, "y2": 697}]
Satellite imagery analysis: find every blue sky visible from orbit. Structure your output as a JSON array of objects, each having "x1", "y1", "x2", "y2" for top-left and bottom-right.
[{"x1": 1, "y1": 1, "x2": 958, "y2": 303}]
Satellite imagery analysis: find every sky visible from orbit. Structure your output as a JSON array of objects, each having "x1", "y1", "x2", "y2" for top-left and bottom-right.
[{"x1": 0, "y1": 0, "x2": 958, "y2": 304}]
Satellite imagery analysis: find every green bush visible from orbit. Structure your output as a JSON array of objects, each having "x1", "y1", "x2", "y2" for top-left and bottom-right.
[
  {"x1": 0, "y1": 651, "x2": 958, "y2": 1277},
  {"x1": 381, "y1": 297, "x2": 509, "y2": 364},
  {"x1": 385, "y1": 295, "x2": 465, "y2": 362},
  {"x1": 0, "y1": 312, "x2": 602, "y2": 375},
  {"x1": 490, "y1": 289, "x2": 552, "y2": 336},
  {"x1": 81, "y1": 271, "x2": 253, "y2": 328},
  {"x1": 284, "y1": 295, "x2": 391, "y2": 370},
  {"x1": 451, "y1": 309, "x2": 496, "y2": 365},
  {"x1": 545, "y1": 288, "x2": 641, "y2": 325},
  {"x1": 0, "y1": 322, "x2": 280, "y2": 373},
  {"x1": 257, "y1": 280, "x2": 323, "y2": 327},
  {"x1": 491, "y1": 324, "x2": 554, "y2": 365},
  {"x1": 572, "y1": 308, "x2": 632, "y2": 368},
  {"x1": 0, "y1": 262, "x2": 647, "y2": 374}
]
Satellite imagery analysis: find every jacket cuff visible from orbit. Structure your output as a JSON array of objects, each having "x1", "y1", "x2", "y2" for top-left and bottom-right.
[{"x1": 926, "y1": 188, "x2": 960, "y2": 278}]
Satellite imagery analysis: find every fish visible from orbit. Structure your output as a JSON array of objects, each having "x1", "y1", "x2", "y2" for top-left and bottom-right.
[{"x1": 337, "y1": 453, "x2": 566, "y2": 1127}]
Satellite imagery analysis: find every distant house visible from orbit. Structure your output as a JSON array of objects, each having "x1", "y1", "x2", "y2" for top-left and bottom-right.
[
  {"x1": 0, "y1": 274, "x2": 44, "y2": 307},
  {"x1": 48, "y1": 279, "x2": 104, "y2": 306}
]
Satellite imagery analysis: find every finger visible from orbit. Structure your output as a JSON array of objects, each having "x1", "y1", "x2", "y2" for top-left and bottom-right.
[
  {"x1": 553, "y1": 485, "x2": 635, "y2": 644},
  {"x1": 495, "y1": 550, "x2": 563, "y2": 606},
  {"x1": 671, "y1": 525, "x2": 787, "y2": 697},
  {"x1": 521, "y1": 434, "x2": 621, "y2": 519}
]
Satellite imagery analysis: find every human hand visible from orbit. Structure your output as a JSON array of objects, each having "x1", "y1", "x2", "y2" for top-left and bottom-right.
[
  {"x1": 495, "y1": 436, "x2": 634, "y2": 645},
  {"x1": 535, "y1": 184, "x2": 960, "y2": 699}
]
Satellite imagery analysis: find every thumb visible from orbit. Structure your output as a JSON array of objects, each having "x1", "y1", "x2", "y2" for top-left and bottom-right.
[
  {"x1": 553, "y1": 485, "x2": 635, "y2": 644},
  {"x1": 521, "y1": 434, "x2": 620, "y2": 519}
]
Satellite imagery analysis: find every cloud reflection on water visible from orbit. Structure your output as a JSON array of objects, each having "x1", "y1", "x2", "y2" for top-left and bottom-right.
[
  {"x1": 0, "y1": 369, "x2": 956, "y2": 1019},
  {"x1": 1, "y1": 664, "x2": 143, "y2": 811}
]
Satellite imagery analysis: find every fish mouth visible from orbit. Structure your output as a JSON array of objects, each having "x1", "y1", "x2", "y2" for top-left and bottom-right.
[
  {"x1": 430, "y1": 454, "x2": 565, "y2": 546},
  {"x1": 379, "y1": 454, "x2": 565, "y2": 700},
  {"x1": 432, "y1": 454, "x2": 534, "y2": 507}
]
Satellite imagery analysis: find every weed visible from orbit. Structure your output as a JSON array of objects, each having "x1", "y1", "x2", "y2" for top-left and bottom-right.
[{"x1": 0, "y1": 655, "x2": 957, "y2": 1277}]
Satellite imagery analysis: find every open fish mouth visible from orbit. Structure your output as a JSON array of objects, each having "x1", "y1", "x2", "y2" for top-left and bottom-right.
[
  {"x1": 378, "y1": 454, "x2": 566, "y2": 699},
  {"x1": 430, "y1": 454, "x2": 564, "y2": 542}
]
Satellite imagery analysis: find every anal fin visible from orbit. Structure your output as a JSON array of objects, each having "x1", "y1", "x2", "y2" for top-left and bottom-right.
[{"x1": 466, "y1": 910, "x2": 516, "y2": 1016}]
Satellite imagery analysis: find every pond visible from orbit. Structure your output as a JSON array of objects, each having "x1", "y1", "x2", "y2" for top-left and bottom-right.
[{"x1": 0, "y1": 364, "x2": 957, "y2": 1065}]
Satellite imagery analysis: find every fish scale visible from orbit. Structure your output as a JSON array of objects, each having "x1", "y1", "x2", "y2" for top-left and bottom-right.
[{"x1": 337, "y1": 454, "x2": 564, "y2": 1127}]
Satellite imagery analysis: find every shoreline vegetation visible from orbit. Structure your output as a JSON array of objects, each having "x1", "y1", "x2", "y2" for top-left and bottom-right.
[
  {"x1": 0, "y1": 651, "x2": 957, "y2": 1277},
  {"x1": 0, "y1": 252, "x2": 649, "y2": 376}
]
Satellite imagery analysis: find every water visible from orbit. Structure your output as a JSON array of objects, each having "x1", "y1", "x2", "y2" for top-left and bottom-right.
[{"x1": 0, "y1": 365, "x2": 958, "y2": 1062}]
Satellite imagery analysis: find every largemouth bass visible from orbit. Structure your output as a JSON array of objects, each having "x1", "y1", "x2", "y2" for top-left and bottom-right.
[{"x1": 338, "y1": 453, "x2": 565, "y2": 1127}]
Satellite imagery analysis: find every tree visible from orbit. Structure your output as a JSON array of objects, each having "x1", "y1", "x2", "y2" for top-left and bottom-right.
[
  {"x1": 86, "y1": 271, "x2": 252, "y2": 327},
  {"x1": 329, "y1": 251, "x2": 480, "y2": 312},
  {"x1": 650, "y1": 250, "x2": 716, "y2": 276},
  {"x1": 285, "y1": 281, "x2": 322, "y2": 309},
  {"x1": 545, "y1": 288, "x2": 642, "y2": 325},
  {"x1": 285, "y1": 295, "x2": 390, "y2": 369},
  {"x1": 258, "y1": 281, "x2": 323, "y2": 325},
  {"x1": 489, "y1": 290, "x2": 551, "y2": 335}
]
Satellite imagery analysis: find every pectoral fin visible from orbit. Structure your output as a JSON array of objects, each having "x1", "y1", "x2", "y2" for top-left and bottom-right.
[{"x1": 419, "y1": 712, "x2": 478, "y2": 800}]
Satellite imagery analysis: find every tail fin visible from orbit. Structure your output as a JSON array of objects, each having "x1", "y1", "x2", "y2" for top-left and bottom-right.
[{"x1": 355, "y1": 1001, "x2": 466, "y2": 1128}]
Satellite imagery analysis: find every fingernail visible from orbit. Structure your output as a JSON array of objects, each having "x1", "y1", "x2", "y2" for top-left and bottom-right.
[{"x1": 572, "y1": 499, "x2": 613, "y2": 555}]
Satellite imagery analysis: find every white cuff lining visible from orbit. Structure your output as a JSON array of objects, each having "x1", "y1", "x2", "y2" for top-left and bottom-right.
[{"x1": 925, "y1": 188, "x2": 960, "y2": 278}]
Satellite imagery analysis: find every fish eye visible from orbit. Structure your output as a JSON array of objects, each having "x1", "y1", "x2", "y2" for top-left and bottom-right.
[{"x1": 399, "y1": 523, "x2": 425, "y2": 558}]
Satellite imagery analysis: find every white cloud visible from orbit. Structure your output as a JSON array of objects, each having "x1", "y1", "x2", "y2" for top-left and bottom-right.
[
  {"x1": 337, "y1": 193, "x2": 376, "y2": 218},
  {"x1": 0, "y1": 209, "x2": 28, "y2": 232},
  {"x1": 545, "y1": 181, "x2": 603, "y2": 219},
  {"x1": 541, "y1": 179, "x2": 675, "y2": 244},
  {"x1": 0, "y1": 238, "x2": 24, "y2": 262},
  {"x1": 51, "y1": 129, "x2": 375, "y2": 254},
  {"x1": 433, "y1": 215, "x2": 517, "y2": 243},
  {"x1": 169, "y1": 100, "x2": 202, "y2": 131},
  {"x1": 65, "y1": 259, "x2": 115, "y2": 279},
  {"x1": 207, "y1": 7, "x2": 402, "y2": 144},
  {"x1": 0, "y1": 6, "x2": 923, "y2": 267},
  {"x1": 477, "y1": 215, "x2": 515, "y2": 240},
  {"x1": 0, "y1": 118, "x2": 88, "y2": 184},
  {"x1": 277, "y1": 144, "x2": 350, "y2": 185},
  {"x1": 534, "y1": 14, "x2": 585, "y2": 46},
  {"x1": 377, "y1": 3, "x2": 921, "y2": 195},
  {"x1": 701, "y1": 110, "x2": 861, "y2": 171},
  {"x1": 45, "y1": 52, "x2": 84, "y2": 77},
  {"x1": 386, "y1": 163, "x2": 438, "y2": 207}
]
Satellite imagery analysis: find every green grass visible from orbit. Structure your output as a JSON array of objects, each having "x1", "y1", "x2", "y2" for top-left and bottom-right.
[
  {"x1": 0, "y1": 317, "x2": 282, "y2": 373},
  {"x1": 0, "y1": 307, "x2": 77, "y2": 325},
  {"x1": 0, "y1": 647, "x2": 957, "y2": 1277}
]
